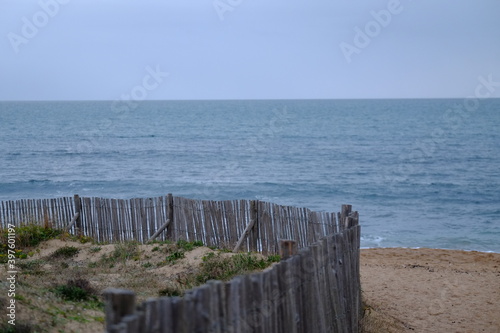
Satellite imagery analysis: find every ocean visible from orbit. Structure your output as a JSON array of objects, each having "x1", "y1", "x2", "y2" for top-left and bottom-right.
[{"x1": 0, "y1": 99, "x2": 499, "y2": 252}]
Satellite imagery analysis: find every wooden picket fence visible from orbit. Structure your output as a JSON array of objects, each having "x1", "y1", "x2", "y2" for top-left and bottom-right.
[
  {"x1": 104, "y1": 207, "x2": 361, "y2": 333},
  {"x1": 0, "y1": 194, "x2": 339, "y2": 254}
]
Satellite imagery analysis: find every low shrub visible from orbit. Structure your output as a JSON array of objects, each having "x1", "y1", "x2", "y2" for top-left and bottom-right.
[
  {"x1": 17, "y1": 259, "x2": 45, "y2": 275},
  {"x1": 158, "y1": 286, "x2": 182, "y2": 297},
  {"x1": 112, "y1": 241, "x2": 140, "y2": 261},
  {"x1": 0, "y1": 224, "x2": 63, "y2": 263},
  {"x1": 166, "y1": 250, "x2": 185, "y2": 264},
  {"x1": 195, "y1": 253, "x2": 271, "y2": 284},
  {"x1": 1, "y1": 224, "x2": 63, "y2": 249},
  {"x1": 0, "y1": 322, "x2": 40, "y2": 333},
  {"x1": 176, "y1": 239, "x2": 203, "y2": 252},
  {"x1": 51, "y1": 246, "x2": 79, "y2": 258},
  {"x1": 53, "y1": 279, "x2": 96, "y2": 302},
  {"x1": 89, "y1": 246, "x2": 102, "y2": 253}
]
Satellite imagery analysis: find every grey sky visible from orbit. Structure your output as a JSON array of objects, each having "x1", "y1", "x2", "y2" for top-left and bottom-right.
[{"x1": 1, "y1": 0, "x2": 499, "y2": 100}]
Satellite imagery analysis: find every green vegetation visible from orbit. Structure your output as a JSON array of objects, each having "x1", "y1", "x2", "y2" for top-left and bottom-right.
[
  {"x1": 16, "y1": 259, "x2": 45, "y2": 276},
  {"x1": 0, "y1": 223, "x2": 64, "y2": 263},
  {"x1": 16, "y1": 259, "x2": 45, "y2": 271},
  {"x1": 89, "y1": 246, "x2": 102, "y2": 253},
  {"x1": 155, "y1": 239, "x2": 205, "y2": 266},
  {"x1": 51, "y1": 246, "x2": 80, "y2": 258},
  {"x1": 0, "y1": 322, "x2": 41, "y2": 333},
  {"x1": 142, "y1": 262, "x2": 153, "y2": 268},
  {"x1": 267, "y1": 254, "x2": 281, "y2": 263},
  {"x1": 53, "y1": 279, "x2": 98, "y2": 302},
  {"x1": 158, "y1": 252, "x2": 279, "y2": 297},
  {"x1": 158, "y1": 287, "x2": 183, "y2": 297},
  {"x1": 6, "y1": 223, "x2": 63, "y2": 248},
  {"x1": 0, "y1": 223, "x2": 94, "y2": 263},
  {"x1": 196, "y1": 253, "x2": 272, "y2": 283},
  {"x1": 113, "y1": 241, "x2": 140, "y2": 261},
  {"x1": 0, "y1": 225, "x2": 281, "y2": 332},
  {"x1": 100, "y1": 241, "x2": 140, "y2": 267},
  {"x1": 176, "y1": 239, "x2": 203, "y2": 251},
  {"x1": 165, "y1": 250, "x2": 185, "y2": 264}
]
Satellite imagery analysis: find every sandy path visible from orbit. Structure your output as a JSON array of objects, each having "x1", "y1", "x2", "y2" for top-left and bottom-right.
[{"x1": 360, "y1": 248, "x2": 500, "y2": 333}]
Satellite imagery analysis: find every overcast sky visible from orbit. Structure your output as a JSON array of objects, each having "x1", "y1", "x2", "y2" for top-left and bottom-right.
[{"x1": 1, "y1": 0, "x2": 499, "y2": 100}]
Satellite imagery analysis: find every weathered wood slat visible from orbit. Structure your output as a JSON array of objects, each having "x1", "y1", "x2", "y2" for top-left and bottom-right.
[
  {"x1": 139, "y1": 198, "x2": 147, "y2": 243},
  {"x1": 212, "y1": 201, "x2": 223, "y2": 248},
  {"x1": 149, "y1": 198, "x2": 155, "y2": 243},
  {"x1": 165, "y1": 194, "x2": 174, "y2": 241},
  {"x1": 102, "y1": 198, "x2": 111, "y2": 242},
  {"x1": 159, "y1": 296, "x2": 173, "y2": 333},
  {"x1": 128, "y1": 199, "x2": 136, "y2": 242},
  {"x1": 191, "y1": 198, "x2": 201, "y2": 241},
  {"x1": 152, "y1": 197, "x2": 160, "y2": 242},
  {"x1": 195, "y1": 200, "x2": 205, "y2": 244},
  {"x1": 171, "y1": 197, "x2": 180, "y2": 241},
  {"x1": 117, "y1": 199, "x2": 126, "y2": 242},
  {"x1": 185, "y1": 198, "x2": 195, "y2": 241},
  {"x1": 201, "y1": 200, "x2": 214, "y2": 247}
]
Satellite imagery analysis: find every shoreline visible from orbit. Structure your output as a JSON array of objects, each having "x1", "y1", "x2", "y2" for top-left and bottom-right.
[
  {"x1": 359, "y1": 247, "x2": 500, "y2": 332},
  {"x1": 360, "y1": 246, "x2": 500, "y2": 254}
]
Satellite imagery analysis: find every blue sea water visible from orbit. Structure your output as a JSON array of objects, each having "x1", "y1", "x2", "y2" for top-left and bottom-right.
[{"x1": 0, "y1": 99, "x2": 499, "y2": 252}]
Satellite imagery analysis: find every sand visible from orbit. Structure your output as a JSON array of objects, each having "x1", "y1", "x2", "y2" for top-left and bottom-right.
[{"x1": 360, "y1": 248, "x2": 500, "y2": 333}]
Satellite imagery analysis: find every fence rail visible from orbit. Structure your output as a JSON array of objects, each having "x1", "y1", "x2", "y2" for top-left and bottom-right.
[
  {"x1": 104, "y1": 207, "x2": 361, "y2": 333},
  {"x1": 0, "y1": 194, "x2": 339, "y2": 254}
]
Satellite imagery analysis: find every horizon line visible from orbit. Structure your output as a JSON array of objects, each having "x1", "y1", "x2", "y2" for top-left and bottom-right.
[{"x1": 2, "y1": 97, "x2": 500, "y2": 103}]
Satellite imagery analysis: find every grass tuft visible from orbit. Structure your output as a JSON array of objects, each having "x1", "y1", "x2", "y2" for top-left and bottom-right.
[
  {"x1": 176, "y1": 239, "x2": 204, "y2": 252},
  {"x1": 195, "y1": 253, "x2": 270, "y2": 283},
  {"x1": 0, "y1": 322, "x2": 41, "y2": 333},
  {"x1": 89, "y1": 246, "x2": 102, "y2": 253},
  {"x1": 113, "y1": 241, "x2": 140, "y2": 261},
  {"x1": 158, "y1": 286, "x2": 183, "y2": 297},
  {"x1": 53, "y1": 278, "x2": 96, "y2": 302},
  {"x1": 166, "y1": 250, "x2": 185, "y2": 264},
  {"x1": 51, "y1": 246, "x2": 80, "y2": 258},
  {"x1": 0, "y1": 224, "x2": 64, "y2": 263}
]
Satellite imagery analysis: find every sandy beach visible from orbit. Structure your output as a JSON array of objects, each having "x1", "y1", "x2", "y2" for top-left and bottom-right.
[{"x1": 360, "y1": 248, "x2": 500, "y2": 333}]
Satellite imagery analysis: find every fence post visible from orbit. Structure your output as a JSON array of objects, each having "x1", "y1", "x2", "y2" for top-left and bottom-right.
[
  {"x1": 166, "y1": 193, "x2": 174, "y2": 240},
  {"x1": 73, "y1": 194, "x2": 82, "y2": 237},
  {"x1": 104, "y1": 288, "x2": 136, "y2": 332},
  {"x1": 279, "y1": 239, "x2": 297, "y2": 260}
]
